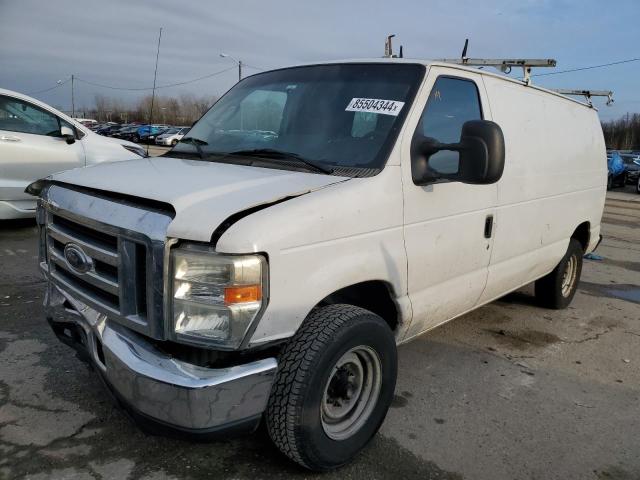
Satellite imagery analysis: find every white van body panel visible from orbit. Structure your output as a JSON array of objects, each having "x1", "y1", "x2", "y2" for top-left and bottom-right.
[
  {"x1": 216, "y1": 162, "x2": 412, "y2": 345},
  {"x1": 478, "y1": 75, "x2": 606, "y2": 304},
  {"x1": 49, "y1": 157, "x2": 349, "y2": 242}
]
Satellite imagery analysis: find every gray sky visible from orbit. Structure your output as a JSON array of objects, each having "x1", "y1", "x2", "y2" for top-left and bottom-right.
[{"x1": 1, "y1": 0, "x2": 638, "y2": 120}]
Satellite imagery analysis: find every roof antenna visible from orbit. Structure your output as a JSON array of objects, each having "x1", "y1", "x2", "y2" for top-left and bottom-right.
[
  {"x1": 146, "y1": 27, "x2": 162, "y2": 157},
  {"x1": 384, "y1": 34, "x2": 396, "y2": 58},
  {"x1": 461, "y1": 38, "x2": 469, "y2": 59},
  {"x1": 399, "y1": 45, "x2": 404, "y2": 58}
]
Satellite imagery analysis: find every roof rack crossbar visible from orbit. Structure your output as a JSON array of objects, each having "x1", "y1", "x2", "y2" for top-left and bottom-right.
[
  {"x1": 551, "y1": 89, "x2": 614, "y2": 107},
  {"x1": 436, "y1": 58, "x2": 557, "y2": 84}
]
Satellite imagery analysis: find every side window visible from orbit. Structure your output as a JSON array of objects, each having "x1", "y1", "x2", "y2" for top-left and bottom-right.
[
  {"x1": 417, "y1": 77, "x2": 482, "y2": 174},
  {"x1": 0, "y1": 95, "x2": 62, "y2": 136}
]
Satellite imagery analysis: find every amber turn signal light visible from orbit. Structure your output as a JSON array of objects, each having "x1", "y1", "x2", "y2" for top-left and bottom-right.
[{"x1": 224, "y1": 285, "x2": 262, "y2": 304}]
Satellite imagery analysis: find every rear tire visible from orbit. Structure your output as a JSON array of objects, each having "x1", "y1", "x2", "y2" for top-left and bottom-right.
[
  {"x1": 636, "y1": 177, "x2": 640, "y2": 194},
  {"x1": 535, "y1": 238, "x2": 583, "y2": 309},
  {"x1": 266, "y1": 304, "x2": 397, "y2": 471},
  {"x1": 607, "y1": 174, "x2": 613, "y2": 190}
]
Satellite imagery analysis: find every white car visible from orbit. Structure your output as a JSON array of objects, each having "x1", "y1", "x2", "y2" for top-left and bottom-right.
[
  {"x1": 0, "y1": 88, "x2": 146, "y2": 219},
  {"x1": 31, "y1": 59, "x2": 605, "y2": 470},
  {"x1": 155, "y1": 126, "x2": 190, "y2": 146}
]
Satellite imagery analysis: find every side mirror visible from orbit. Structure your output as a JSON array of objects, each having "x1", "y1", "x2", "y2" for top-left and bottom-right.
[
  {"x1": 411, "y1": 120, "x2": 505, "y2": 185},
  {"x1": 60, "y1": 126, "x2": 76, "y2": 145}
]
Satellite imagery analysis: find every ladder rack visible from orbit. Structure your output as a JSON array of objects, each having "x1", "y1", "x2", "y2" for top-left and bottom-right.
[
  {"x1": 381, "y1": 37, "x2": 614, "y2": 107},
  {"x1": 551, "y1": 89, "x2": 614, "y2": 106},
  {"x1": 436, "y1": 58, "x2": 557, "y2": 84}
]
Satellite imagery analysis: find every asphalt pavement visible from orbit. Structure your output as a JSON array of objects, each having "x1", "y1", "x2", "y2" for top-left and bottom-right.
[{"x1": 0, "y1": 187, "x2": 639, "y2": 480}]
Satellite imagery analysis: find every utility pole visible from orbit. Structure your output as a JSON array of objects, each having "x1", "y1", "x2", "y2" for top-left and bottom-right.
[{"x1": 71, "y1": 74, "x2": 75, "y2": 118}]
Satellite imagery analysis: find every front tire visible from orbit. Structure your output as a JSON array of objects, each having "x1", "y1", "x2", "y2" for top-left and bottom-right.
[
  {"x1": 266, "y1": 304, "x2": 397, "y2": 471},
  {"x1": 535, "y1": 238, "x2": 583, "y2": 309}
]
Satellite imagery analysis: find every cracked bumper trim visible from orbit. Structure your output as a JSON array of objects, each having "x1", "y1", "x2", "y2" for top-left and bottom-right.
[{"x1": 45, "y1": 282, "x2": 278, "y2": 432}]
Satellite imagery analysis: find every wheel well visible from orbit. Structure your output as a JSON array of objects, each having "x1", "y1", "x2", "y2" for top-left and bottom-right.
[
  {"x1": 318, "y1": 281, "x2": 399, "y2": 331},
  {"x1": 572, "y1": 222, "x2": 590, "y2": 252}
]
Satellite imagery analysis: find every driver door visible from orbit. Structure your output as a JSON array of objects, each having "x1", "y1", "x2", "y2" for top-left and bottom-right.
[
  {"x1": 0, "y1": 94, "x2": 85, "y2": 209},
  {"x1": 400, "y1": 68, "x2": 497, "y2": 340}
]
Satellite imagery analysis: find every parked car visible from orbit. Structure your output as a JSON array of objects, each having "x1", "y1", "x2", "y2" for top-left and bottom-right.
[
  {"x1": 29, "y1": 60, "x2": 606, "y2": 470},
  {"x1": 129, "y1": 124, "x2": 167, "y2": 143},
  {"x1": 0, "y1": 88, "x2": 146, "y2": 219},
  {"x1": 155, "y1": 126, "x2": 190, "y2": 146},
  {"x1": 621, "y1": 153, "x2": 640, "y2": 186},
  {"x1": 139, "y1": 125, "x2": 170, "y2": 144},
  {"x1": 95, "y1": 124, "x2": 122, "y2": 136},
  {"x1": 112, "y1": 125, "x2": 141, "y2": 141},
  {"x1": 73, "y1": 118, "x2": 97, "y2": 128}
]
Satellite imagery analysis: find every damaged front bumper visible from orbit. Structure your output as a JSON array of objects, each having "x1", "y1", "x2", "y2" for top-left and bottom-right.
[{"x1": 45, "y1": 282, "x2": 278, "y2": 435}]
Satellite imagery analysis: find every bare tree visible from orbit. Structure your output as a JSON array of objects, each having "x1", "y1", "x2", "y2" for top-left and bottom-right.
[{"x1": 602, "y1": 113, "x2": 640, "y2": 150}]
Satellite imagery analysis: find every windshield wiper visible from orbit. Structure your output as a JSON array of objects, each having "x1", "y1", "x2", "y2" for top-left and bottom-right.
[
  {"x1": 179, "y1": 137, "x2": 208, "y2": 159},
  {"x1": 228, "y1": 148, "x2": 334, "y2": 174}
]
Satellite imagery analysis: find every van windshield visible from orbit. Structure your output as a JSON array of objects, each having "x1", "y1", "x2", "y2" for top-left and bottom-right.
[{"x1": 171, "y1": 63, "x2": 424, "y2": 176}]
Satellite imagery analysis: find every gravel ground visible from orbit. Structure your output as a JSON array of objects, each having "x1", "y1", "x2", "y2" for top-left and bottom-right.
[{"x1": 0, "y1": 186, "x2": 638, "y2": 480}]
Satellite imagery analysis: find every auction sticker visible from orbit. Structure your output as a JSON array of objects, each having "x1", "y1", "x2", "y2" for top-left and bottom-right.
[{"x1": 346, "y1": 98, "x2": 405, "y2": 116}]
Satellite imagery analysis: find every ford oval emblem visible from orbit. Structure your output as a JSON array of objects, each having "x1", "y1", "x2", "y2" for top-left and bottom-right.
[{"x1": 63, "y1": 243, "x2": 93, "y2": 274}]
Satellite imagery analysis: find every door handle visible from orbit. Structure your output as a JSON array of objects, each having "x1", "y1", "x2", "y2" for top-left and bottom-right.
[
  {"x1": 484, "y1": 215, "x2": 494, "y2": 239},
  {"x1": 0, "y1": 135, "x2": 21, "y2": 142}
]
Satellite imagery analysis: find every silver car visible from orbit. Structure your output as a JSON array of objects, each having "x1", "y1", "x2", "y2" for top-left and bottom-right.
[{"x1": 154, "y1": 126, "x2": 189, "y2": 146}]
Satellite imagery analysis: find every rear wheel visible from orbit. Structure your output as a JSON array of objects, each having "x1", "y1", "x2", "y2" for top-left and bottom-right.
[
  {"x1": 607, "y1": 174, "x2": 613, "y2": 190},
  {"x1": 535, "y1": 238, "x2": 583, "y2": 309},
  {"x1": 636, "y1": 177, "x2": 640, "y2": 194},
  {"x1": 266, "y1": 304, "x2": 397, "y2": 471}
]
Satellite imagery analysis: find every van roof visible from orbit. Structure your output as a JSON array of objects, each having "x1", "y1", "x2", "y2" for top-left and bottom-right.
[{"x1": 277, "y1": 58, "x2": 597, "y2": 110}]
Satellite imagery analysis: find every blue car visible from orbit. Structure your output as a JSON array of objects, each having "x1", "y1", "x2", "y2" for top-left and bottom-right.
[{"x1": 136, "y1": 125, "x2": 170, "y2": 144}]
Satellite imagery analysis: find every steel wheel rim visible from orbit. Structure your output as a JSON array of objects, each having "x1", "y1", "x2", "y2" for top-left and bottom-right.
[
  {"x1": 321, "y1": 345, "x2": 382, "y2": 441},
  {"x1": 561, "y1": 255, "x2": 577, "y2": 297}
]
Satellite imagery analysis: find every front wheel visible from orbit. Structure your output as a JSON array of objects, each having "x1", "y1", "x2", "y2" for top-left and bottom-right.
[
  {"x1": 535, "y1": 238, "x2": 583, "y2": 309},
  {"x1": 266, "y1": 304, "x2": 397, "y2": 471}
]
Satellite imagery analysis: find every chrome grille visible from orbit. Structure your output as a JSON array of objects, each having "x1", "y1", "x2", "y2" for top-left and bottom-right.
[
  {"x1": 39, "y1": 184, "x2": 174, "y2": 340},
  {"x1": 47, "y1": 214, "x2": 122, "y2": 313}
]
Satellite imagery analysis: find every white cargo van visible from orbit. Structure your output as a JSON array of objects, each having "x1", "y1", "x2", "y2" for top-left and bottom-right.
[{"x1": 31, "y1": 59, "x2": 606, "y2": 470}]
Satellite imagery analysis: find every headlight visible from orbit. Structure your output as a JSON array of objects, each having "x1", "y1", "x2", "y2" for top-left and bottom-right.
[
  {"x1": 170, "y1": 245, "x2": 266, "y2": 348},
  {"x1": 122, "y1": 144, "x2": 146, "y2": 157}
]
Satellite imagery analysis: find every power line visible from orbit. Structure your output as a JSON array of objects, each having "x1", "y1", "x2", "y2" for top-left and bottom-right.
[
  {"x1": 28, "y1": 78, "x2": 71, "y2": 95},
  {"x1": 74, "y1": 66, "x2": 236, "y2": 91},
  {"x1": 532, "y1": 57, "x2": 640, "y2": 77}
]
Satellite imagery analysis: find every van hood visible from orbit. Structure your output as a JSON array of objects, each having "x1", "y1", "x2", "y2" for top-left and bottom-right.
[{"x1": 47, "y1": 155, "x2": 349, "y2": 242}]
